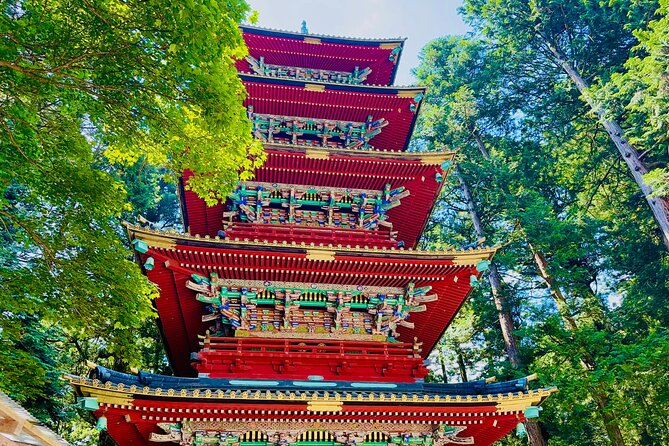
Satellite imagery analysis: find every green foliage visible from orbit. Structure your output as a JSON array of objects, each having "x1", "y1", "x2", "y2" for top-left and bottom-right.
[
  {"x1": 597, "y1": 0, "x2": 669, "y2": 197},
  {"x1": 1, "y1": 0, "x2": 264, "y2": 205},
  {"x1": 0, "y1": 0, "x2": 260, "y2": 441}
]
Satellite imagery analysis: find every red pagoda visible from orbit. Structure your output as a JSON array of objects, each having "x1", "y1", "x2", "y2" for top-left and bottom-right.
[{"x1": 69, "y1": 24, "x2": 554, "y2": 446}]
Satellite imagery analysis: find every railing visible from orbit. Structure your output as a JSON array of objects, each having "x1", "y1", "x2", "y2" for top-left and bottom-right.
[
  {"x1": 200, "y1": 336, "x2": 422, "y2": 359},
  {"x1": 224, "y1": 222, "x2": 397, "y2": 247}
]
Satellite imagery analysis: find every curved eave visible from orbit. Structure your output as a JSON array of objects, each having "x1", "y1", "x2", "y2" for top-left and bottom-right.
[
  {"x1": 239, "y1": 26, "x2": 406, "y2": 86},
  {"x1": 68, "y1": 370, "x2": 554, "y2": 446},
  {"x1": 181, "y1": 148, "x2": 455, "y2": 248},
  {"x1": 126, "y1": 224, "x2": 497, "y2": 262},
  {"x1": 125, "y1": 224, "x2": 497, "y2": 375}
]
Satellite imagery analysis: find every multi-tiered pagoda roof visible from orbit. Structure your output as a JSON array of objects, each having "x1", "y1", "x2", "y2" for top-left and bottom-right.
[{"x1": 69, "y1": 23, "x2": 552, "y2": 446}]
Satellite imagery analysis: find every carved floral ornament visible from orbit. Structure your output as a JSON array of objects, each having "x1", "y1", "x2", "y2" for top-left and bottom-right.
[
  {"x1": 150, "y1": 421, "x2": 474, "y2": 446},
  {"x1": 246, "y1": 107, "x2": 389, "y2": 150}
]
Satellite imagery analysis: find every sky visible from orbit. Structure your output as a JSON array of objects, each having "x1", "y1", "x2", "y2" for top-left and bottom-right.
[{"x1": 246, "y1": 0, "x2": 470, "y2": 85}]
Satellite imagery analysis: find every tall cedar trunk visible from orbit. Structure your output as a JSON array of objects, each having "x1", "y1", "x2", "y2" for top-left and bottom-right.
[
  {"x1": 592, "y1": 388, "x2": 628, "y2": 446},
  {"x1": 455, "y1": 167, "x2": 521, "y2": 368},
  {"x1": 540, "y1": 38, "x2": 669, "y2": 250},
  {"x1": 439, "y1": 344, "x2": 448, "y2": 382},
  {"x1": 530, "y1": 246, "x2": 579, "y2": 332},
  {"x1": 455, "y1": 347, "x2": 469, "y2": 382},
  {"x1": 529, "y1": 243, "x2": 627, "y2": 445},
  {"x1": 524, "y1": 421, "x2": 547, "y2": 446},
  {"x1": 460, "y1": 135, "x2": 547, "y2": 446}
]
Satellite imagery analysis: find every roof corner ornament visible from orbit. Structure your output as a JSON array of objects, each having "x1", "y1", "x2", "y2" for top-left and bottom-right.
[
  {"x1": 389, "y1": 45, "x2": 402, "y2": 62},
  {"x1": 301, "y1": 20, "x2": 308, "y2": 34}
]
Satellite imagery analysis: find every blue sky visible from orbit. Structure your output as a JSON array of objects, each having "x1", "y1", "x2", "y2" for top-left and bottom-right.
[{"x1": 246, "y1": 1, "x2": 469, "y2": 85}]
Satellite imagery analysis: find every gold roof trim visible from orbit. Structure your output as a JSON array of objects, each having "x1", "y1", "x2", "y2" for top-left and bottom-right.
[
  {"x1": 125, "y1": 224, "x2": 498, "y2": 263},
  {"x1": 306, "y1": 249, "x2": 336, "y2": 261},
  {"x1": 264, "y1": 143, "x2": 457, "y2": 164},
  {"x1": 379, "y1": 43, "x2": 401, "y2": 50},
  {"x1": 304, "y1": 149, "x2": 330, "y2": 159},
  {"x1": 304, "y1": 83, "x2": 326, "y2": 91},
  {"x1": 66, "y1": 375, "x2": 556, "y2": 409},
  {"x1": 396, "y1": 90, "x2": 424, "y2": 98}
]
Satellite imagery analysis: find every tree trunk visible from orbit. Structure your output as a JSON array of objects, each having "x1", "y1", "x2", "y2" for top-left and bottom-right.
[
  {"x1": 473, "y1": 129, "x2": 491, "y2": 159},
  {"x1": 456, "y1": 167, "x2": 521, "y2": 368},
  {"x1": 455, "y1": 347, "x2": 469, "y2": 382},
  {"x1": 457, "y1": 137, "x2": 548, "y2": 446},
  {"x1": 529, "y1": 245, "x2": 579, "y2": 332},
  {"x1": 524, "y1": 420, "x2": 547, "y2": 446},
  {"x1": 439, "y1": 344, "x2": 448, "y2": 382},
  {"x1": 541, "y1": 38, "x2": 669, "y2": 250},
  {"x1": 592, "y1": 388, "x2": 628, "y2": 446}
]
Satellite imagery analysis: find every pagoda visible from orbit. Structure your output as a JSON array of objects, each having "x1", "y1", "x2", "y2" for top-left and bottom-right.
[{"x1": 68, "y1": 24, "x2": 554, "y2": 446}]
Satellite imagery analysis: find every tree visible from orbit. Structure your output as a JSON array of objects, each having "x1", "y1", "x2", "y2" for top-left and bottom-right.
[{"x1": 599, "y1": 0, "x2": 669, "y2": 198}]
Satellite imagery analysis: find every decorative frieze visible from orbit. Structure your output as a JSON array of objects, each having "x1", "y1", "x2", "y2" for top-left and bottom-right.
[
  {"x1": 246, "y1": 56, "x2": 371, "y2": 85},
  {"x1": 226, "y1": 182, "x2": 408, "y2": 231},
  {"x1": 150, "y1": 421, "x2": 474, "y2": 446},
  {"x1": 247, "y1": 106, "x2": 387, "y2": 150},
  {"x1": 187, "y1": 273, "x2": 436, "y2": 339}
]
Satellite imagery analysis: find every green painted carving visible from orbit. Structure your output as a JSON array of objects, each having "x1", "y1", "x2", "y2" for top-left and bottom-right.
[
  {"x1": 389, "y1": 46, "x2": 402, "y2": 61},
  {"x1": 433, "y1": 425, "x2": 474, "y2": 445},
  {"x1": 187, "y1": 274, "x2": 438, "y2": 340},
  {"x1": 151, "y1": 422, "x2": 244, "y2": 445},
  {"x1": 226, "y1": 182, "x2": 408, "y2": 231},
  {"x1": 132, "y1": 239, "x2": 149, "y2": 253},
  {"x1": 247, "y1": 106, "x2": 387, "y2": 149},
  {"x1": 149, "y1": 423, "x2": 474, "y2": 446}
]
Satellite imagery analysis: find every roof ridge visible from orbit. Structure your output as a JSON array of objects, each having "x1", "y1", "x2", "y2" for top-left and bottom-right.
[{"x1": 240, "y1": 24, "x2": 406, "y2": 43}]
